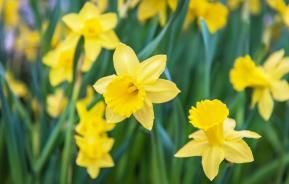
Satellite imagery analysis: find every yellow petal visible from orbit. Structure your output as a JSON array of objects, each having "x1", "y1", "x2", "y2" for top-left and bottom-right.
[
  {"x1": 201, "y1": 146, "x2": 224, "y2": 181},
  {"x1": 99, "y1": 13, "x2": 117, "y2": 31},
  {"x1": 138, "y1": 55, "x2": 166, "y2": 83},
  {"x1": 175, "y1": 140, "x2": 208, "y2": 157},
  {"x1": 93, "y1": 75, "x2": 116, "y2": 94},
  {"x1": 223, "y1": 139, "x2": 254, "y2": 163},
  {"x1": 81, "y1": 57, "x2": 95, "y2": 72},
  {"x1": 258, "y1": 89, "x2": 273, "y2": 120},
  {"x1": 137, "y1": 0, "x2": 159, "y2": 23},
  {"x1": 271, "y1": 80, "x2": 289, "y2": 101},
  {"x1": 203, "y1": 3, "x2": 228, "y2": 33},
  {"x1": 80, "y1": 2, "x2": 101, "y2": 19},
  {"x1": 251, "y1": 88, "x2": 263, "y2": 108},
  {"x1": 87, "y1": 166, "x2": 100, "y2": 179},
  {"x1": 264, "y1": 49, "x2": 284, "y2": 71},
  {"x1": 49, "y1": 68, "x2": 70, "y2": 86},
  {"x1": 224, "y1": 118, "x2": 236, "y2": 130},
  {"x1": 188, "y1": 130, "x2": 207, "y2": 140},
  {"x1": 62, "y1": 14, "x2": 83, "y2": 33},
  {"x1": 99, "y1": 154, "x2": 114, "y2": 167},
  {"x1": 144, "y1": 79, "x2": 180, "y2": 103},
  {"x1": 43, "y1": 50, "x2": 59, "y2": 67},
  {"x1": 134, "y1": 100, "x2": 154, "y2": 130},
  {"x1": 159, "y1": 7, "x2": 167, "y2": 26},
  {"x1": 105, "y1": 106, "x2": 126, "y2": 123},
  {"x1": 236, "y1": 131, "x2": 261, "y2": 139},
  {"x1": 270, "y1": 58, "x2": 289, "y2": 79},
  {"x1": 99, "y1": 31, "x2": 120, "y2": 49},
  {"x1": 113, "y1": 43, "x2": 140, "y2": 76},
  {"x1": 84, "y1": 38, "x2": 101, "y2": 61},
  {"x1": 76, "y1": 151, "x2": 89, "y2": 166},
  {"x1": 167, "y1": 0, "x2": 177, "y2": 11}
]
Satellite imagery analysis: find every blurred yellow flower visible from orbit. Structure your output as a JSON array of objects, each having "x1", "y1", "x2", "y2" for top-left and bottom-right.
[
  {"x1": 16, "y1": 24, "x2": 40, "y2": 61},
  {"x1": 2, "y1": 0, "x2": 19, "y2": 28},
  {"x1": 137, "y1": 0, "x2": 177, "y2": 26},
  {"x1": 184, "y1": 0, "x2": 228, "y2": 33},
  {"x1": 75, "y1": 97, "x2": 114, "y2": 179},
  {"x1": 175, "y1": 99, "x2": 261, "y2": 181},
  {"x1": 93, "y1": 43, "x2": 180, "y2": 130},
  {"x1": 267, "y1": 0, "x2": 289, "y2": 27},
  {"x1": 62, "y1": 2, "x2": 120, "y2": 72},
  {"x1": 47, "y1": 89, "x2": 68, "y2": 118},
  {"x1": 90, "y1": 0, "x2": 108, "y2": 12},
  {"x1": 118, "y1": 0, "x2": 140, "y2": 17},
  {"x1": 228, "y1": 0, "x2": 261, "y2": 14},
  {"x1": 5, "y1": 71, "x2": 28, "y2": 97},
  {"x1": 43, "y1": 34, "x2": 79, "y2": 86},
  {"x1": 230, "y1": 50, "x2": 289, "y2": 120}
]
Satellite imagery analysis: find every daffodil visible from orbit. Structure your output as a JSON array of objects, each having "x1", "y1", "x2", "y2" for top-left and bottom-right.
[
  {"x1": 230, "y1": 50, "x2": 289, "y2": 120},
  {"x1": 75, "y1": 97, "x2": 114, "y2": 178},
  {"x1": 5, "y1": 71, "x2": 28, "y2": 98},
  {"x1": 43, "y1": 34, "x2": 79, "y2": 86},
  {"x1": 62, "y1": 2, "x2": 120, "y2": 72},
  {"x1": 15, "y1": 24, "x2": 40, "y2": 61},
  {"x1": 137, "y1": 0, "x2": 177, "y2": 26},
  {"x1": 175, "y1": 99, "x2": 261, "y2": 181},
  {"x1": 93, "y1": 43, "x2": 180, "y2": 130},
  {"x1": 184, "y1": 0, "x2": 228, "y2": 33},
  {"x1": 118, "y1": 0, "x2": 140, "y2": 17},
  {"x1": 228, "y1": 0, "x2": 261, "y2": 15},
  {"x1": 267, "y1": 0, "x2": 289, "y2": 27},
  {"x1": 47, "y1": 89, "x2": 68, "y2": 118},
  {"x1": 2, "y1": 0, "x2": 19, "y2": 28}
]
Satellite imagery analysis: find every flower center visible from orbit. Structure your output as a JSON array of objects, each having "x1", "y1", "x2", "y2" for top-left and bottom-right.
[
  {"x1": 204, "y1": 123, "x2": 224, "y2": 145},
  {"x1": 83, "y1": 18, "x2": 102, "y2": 37},
  {"x1": 104, "y1": 76, "x2": 145, "y2": 117}
]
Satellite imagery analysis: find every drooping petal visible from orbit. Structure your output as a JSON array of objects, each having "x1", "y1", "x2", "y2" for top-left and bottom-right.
[
  {"x1": 99, "y1": 31, "x2": 120, "y2": 49},
  {"x1": 270, "y1": 58, "x2": 289, "y2": 79},
  {"x1": 134, "y1": 100, "x2": 154, "y2": 130},
  {"x1": 99, "y1": 13, "x2": 117, "y2": 31},
  {"x1": 138, "y1": 55, "x2": 166, "y2": 83},
  {"x1": 105, "y1": 106, "x2": 126, "y2": 123},
  {"x1": 271, "y1": 80, "x2": 289, "y2": 101},
  {"x1": 62, "y1": 14, "x2": 84, "y2": 33},
  {"x1": 113, "y1": 43, "x2": 140, "y2": 76},
  {"x1": 251, "y1": 88, "x2": 263, "y2": 108},
  {"x1": 264, "y1": 49, "x2": 284, "y2": 71},
  {"x1": 188, "y1": 130, "x2": 207, "y2": 140},
  {"x1": 201, "y1": 146, "x2": 225, "y2": 181},
  {"x1": 137, "y1": 0, "x2": 159, "y2": 23},
  {"x1": 43, "y1": 50, "x2": 59, "y2": 67},
  {"x1": 175, "y1": 140, "x2": 208, "y2": 157},
  {"x1": 257, "y1": 89, "x2": 273, "y2": 120},
  {"x1": 79, "y1": 2, "x2": 101, "y2": 19},
  {"x1": 167, "y1": 0, "x2": 177, "y2": 11},
  {"x1": 223, "y1": 139, "x2": 254, "y2": 163},
  {"x1": 87, "y1": 166, "x2": 100, "y2": 179},
  {"x1": 99, "y1": 154, "x2": 114, "y2": 167},
  {"x1": 144, "y1": 79, "x2": 180, "y2": 103},
  {"x1": 93, "y1": 75, "x2": 115, "y2": 94},
  {"x1": 84, "y1": 38, "x2": 101, "y2": 61},
  {"x1": 235, "y1": 130, "x2": 261, "y2": 139}
]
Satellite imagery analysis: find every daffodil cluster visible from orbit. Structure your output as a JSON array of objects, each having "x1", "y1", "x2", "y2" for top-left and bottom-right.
[
  {"x1": 175, "y1": 99, "x2": 261, "y2": 181},
  {"x1": 75, "y1": 87, "x2": 114, "y2": 179},
  {"x1": 230, "y1": 50, "x2": 289, "y2": 120}
]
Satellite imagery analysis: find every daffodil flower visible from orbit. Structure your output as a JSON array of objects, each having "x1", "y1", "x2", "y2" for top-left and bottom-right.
[
  {"x1": 230, "y1": 50, "x2": 289, "y2": 120},
  {"x1": 1, "y1": 0, "x2": 19, "y2": 28},
  {"x1": 118, "y1": 0, "x2": 140, "y2": 17},
  {"x1": 5, "y1": 71, "x2": 28, "y2": 98},
  {"x1": 137, "y1": 0, "x2": 177, "y2": 26},
  {"x1": 228, "y1": 0, "x2": 261, "y2": 15},
  {"x1": 175, "y1": 99, "x2": 261, "y2": 181},
  {"x1": 62, "y1": 2, "x2": 120, "y2": 72},
  {"x1": 75, "y1": 98, "x2": 114, "y2": 179},
  {"x1": 267, "y1": 0, "x2": 289, "y2": 27},
  {"x1": 93, "y1": 43, "x2": 180, "y2": 130},
  {"x1": 43, "y1": 34, "x2": 79, "y2": 86},
  {"x1": 46, "y1": 89, "x2": 68, "y2": 118},
  {"x1": 184, "y1": 0, "x2": 228, "y2": 33}
]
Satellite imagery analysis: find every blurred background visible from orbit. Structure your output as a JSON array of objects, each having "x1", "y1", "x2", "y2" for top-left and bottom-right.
[{"x1": 1, "y1": 0, "x2": 289, "y2": 183}]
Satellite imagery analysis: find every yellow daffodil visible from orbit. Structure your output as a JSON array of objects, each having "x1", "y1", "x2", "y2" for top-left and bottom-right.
[
  {"x1": 75, "y1": 98, "x2": 114, "y2": 178},
  {"x1": 15, "y1": 24, "x2": 40, "y2": 61},
  {"x1": 175, "y1": 99, "x2": 261, "y2": 181},
  {"x1": 137, "y1": 0, "x2": 177, "y2": 26},
  {"x1": 184, "y1": 0, "x2": 228, "y2": 33},
  {"x1": 228, "y1": 0, "x2": 261, "y2": 15},
  {"x1": 75, "y1": 133, "x2": 114, "y2": 179},
  {"x1": 2, "y1": 0, "x2": 19, "y2": 28},
  {"x1": 93, "y1": 43, "x2": 180, "y2": 130},
  {"x1": 230, "y1": 50, "x2": 289, "y2": 120},
  {"x1": 62, "y1": 2, "x2": 120, "y2": 71},
  {"x1": 43, "y1": 34, "x2": 79, "y2": 86},
  {"x1": 46, "y1": 89, "x2": 68, "y2": 118},
  {"x1": 267, "y1": 0, "x2": 289, "y2": 27},
  {"x1": 118, "y1": 0, "x2": 140, "y2": 17},
  {"x1": 90, "y1": 0, "x2": 108, "y2": 12},
  {"x1": 5, "y1": 71, "x2": 28, "y2": 97}
]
